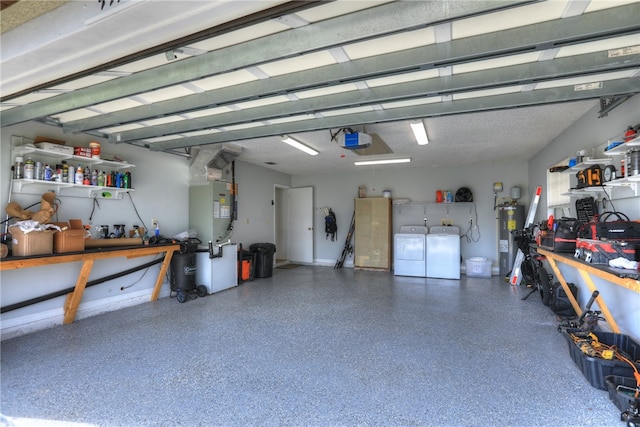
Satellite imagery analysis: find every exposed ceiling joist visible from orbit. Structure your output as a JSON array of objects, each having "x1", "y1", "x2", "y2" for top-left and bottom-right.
[
  {"x1": 0, "y1": 0, "x2": 540, "y2": 126},
  {"x1": 151, "y1": 77, "x2": 637, "y2": 151}
]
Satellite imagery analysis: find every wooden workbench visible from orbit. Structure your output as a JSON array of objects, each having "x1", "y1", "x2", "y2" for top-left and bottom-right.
[
  {"x1": 536, "y1": 247, "x2": 640, "y2": 333},
  {"x1": 0, "y1": 244, "x2": 180, "y2": 324}
]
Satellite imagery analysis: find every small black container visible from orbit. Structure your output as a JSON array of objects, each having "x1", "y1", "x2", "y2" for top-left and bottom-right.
[{"x1": 250, "y1": 243, "x2": 276, "y2": 278}]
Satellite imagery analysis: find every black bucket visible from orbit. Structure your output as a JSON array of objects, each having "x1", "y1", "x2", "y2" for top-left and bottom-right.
[{"x1": 170, "y1": 252, "x2": 197, "y2": 292}]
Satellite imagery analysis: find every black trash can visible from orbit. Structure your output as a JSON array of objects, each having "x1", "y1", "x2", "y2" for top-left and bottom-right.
[{"x1": 250, "y1": 243, "x2": 276, "y2": 278}]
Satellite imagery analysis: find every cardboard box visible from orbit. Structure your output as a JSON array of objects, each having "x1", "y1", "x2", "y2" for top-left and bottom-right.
[
  {"x1": 74, "y1": 147, "x2": 92, "y2": 158},
  {"x1": 53, "y1": 219, "x2": 86, "y2": 253},
  {"x1": 9, "y1": 227, "x2": 54, "y2": 256},
  {"x1": 35, "y1": 142, "x2": 74, "y2": 155}
]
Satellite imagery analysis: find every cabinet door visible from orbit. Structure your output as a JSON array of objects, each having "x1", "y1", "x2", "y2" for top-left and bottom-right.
[{"x1": 354, "y1": 197, "x2": 391, "y2": 269}]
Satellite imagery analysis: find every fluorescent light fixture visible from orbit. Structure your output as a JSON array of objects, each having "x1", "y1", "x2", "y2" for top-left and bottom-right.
[
  {"x1": 354, "y1": 158, "x2": 411, "y2": 166},
  {"x1": 281, "y1": 136, "x2": 318, "y2": 156},
  {"x1": 410, "y1": 120, "x2": 429, "y2": 145}
]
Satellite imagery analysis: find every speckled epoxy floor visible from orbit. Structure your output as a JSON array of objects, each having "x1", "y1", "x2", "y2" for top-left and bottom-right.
[{"x1": 1, "y1": 266, "x2": 623, "y2": 426}]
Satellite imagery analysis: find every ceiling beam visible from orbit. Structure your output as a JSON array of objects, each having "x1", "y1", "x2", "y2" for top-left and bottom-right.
[
  {"x1": 150, "y1": 77, "x2": 637, "y2": 151},
  {"x1": 0, "y1": 0, "x2": 544, "y2": 126},
  {"x1": 58, "y1": 3, "x2": 640, "y2": 135},
  {"x1": 108, "y1": 51, "x2": 640, "y2": 142}
]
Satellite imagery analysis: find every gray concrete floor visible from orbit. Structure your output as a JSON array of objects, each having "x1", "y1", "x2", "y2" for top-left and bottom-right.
[{"x1": 0, "y1": 266, "x2": 624, "y2": 426}]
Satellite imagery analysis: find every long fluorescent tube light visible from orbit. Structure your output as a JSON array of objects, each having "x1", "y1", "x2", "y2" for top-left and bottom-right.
[
  {"x1": 354, "y1": 158, "x2": 411, "y2": 166},
  {"x1": 410, "y1": 120, "x2": 429, "y2": 145},
  {"x1": 281, "y1": 136, "x2": 318, "y2": 156}
]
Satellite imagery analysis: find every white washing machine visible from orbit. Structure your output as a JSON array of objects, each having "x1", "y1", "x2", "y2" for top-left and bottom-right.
[
  {"x1": 394, "y1": 225, "x2": 428, "y2": 277},
  {"x1": 426, "y1": 225, "x2": 461, "y2": 279}
]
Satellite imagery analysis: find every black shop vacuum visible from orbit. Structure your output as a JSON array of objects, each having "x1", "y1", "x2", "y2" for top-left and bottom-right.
[{"x1": 169, "y1": 238, "x2": 208, "y2": 303}]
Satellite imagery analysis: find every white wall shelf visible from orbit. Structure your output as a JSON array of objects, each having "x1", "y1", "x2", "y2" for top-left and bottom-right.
[
  {"x1": 11, "y1": 137, "x2": 135, "y2": 200},
  {"x1": 13, "y1": 144, "x2": 135, "y2": 170},
  {"x1": 11, "y1": 179, "x2": 134, "y2": 199},
  {"x1": 602, "y1": 136, "x2": 640, "y2": 156}
]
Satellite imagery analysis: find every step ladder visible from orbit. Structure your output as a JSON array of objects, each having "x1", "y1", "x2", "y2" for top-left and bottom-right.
[{"x1": 509, "y1": 186, "x2": 542, "y2": 286}]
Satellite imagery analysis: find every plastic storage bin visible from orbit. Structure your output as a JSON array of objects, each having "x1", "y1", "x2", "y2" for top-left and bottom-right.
[
  {"x1": 465, "y1": 257, "x2": 492, "y2": 278},
  {"x1": 250, "y1": 243, "x2": 276, "y2": 278},
  {"x1": 562, "y1": 329, "x2": 640, "y2": 390}
]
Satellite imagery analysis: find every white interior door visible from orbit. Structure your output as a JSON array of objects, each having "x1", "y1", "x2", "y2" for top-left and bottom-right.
[{"x1": 287, "y1": 187, "x2": 313, "y2": 263}]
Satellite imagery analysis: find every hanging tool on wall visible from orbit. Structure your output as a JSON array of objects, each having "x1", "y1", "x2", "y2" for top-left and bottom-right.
[{"x1": 324, "y1": 207, "x2": 337, "y2": 241}]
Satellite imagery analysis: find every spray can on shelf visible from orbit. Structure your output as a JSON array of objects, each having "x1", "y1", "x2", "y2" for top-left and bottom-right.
[
  {"x1": 35, "y1": 161, "x2": 44, "y2": 180},
  {"x1": 55, "y1": 164, "x2": 63, "y2": 182},
  {"x1": 62, "y1": 162, "x2": 68, "y2": 182},
  {"x1": 68, "y1": 165, "x2": 75, "y2": 184},
  {"x1": 124, "y1": 171, "x2": 131, "y2": 188}
]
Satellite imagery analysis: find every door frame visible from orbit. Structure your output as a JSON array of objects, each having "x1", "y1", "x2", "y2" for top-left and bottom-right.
[{"x1": 273, "y1": 184, "x2": 314, "y2": 265}]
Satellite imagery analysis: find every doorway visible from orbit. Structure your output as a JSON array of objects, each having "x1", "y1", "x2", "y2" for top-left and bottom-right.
[{"x1": 274, "y1": 185, "x2": 314, "y2": 265}]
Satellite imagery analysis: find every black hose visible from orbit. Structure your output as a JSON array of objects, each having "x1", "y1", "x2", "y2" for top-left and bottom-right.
[{"x1": 1, "y1": 257, "x2": 164, "y2": 313}]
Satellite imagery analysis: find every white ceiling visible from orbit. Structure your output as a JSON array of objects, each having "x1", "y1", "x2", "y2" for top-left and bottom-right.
[{"x1": 1, "y1": 0, "x2": 639, "y2": 175}]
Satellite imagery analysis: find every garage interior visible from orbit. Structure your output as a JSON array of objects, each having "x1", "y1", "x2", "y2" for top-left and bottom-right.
[{"x1": 1, "y1": 0, "x2": 639, "y2": 425}]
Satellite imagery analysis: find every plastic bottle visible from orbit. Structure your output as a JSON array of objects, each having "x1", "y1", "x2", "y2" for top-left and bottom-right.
[
  {"x1": 75, "y1": 165, "x2": 84, "y2": 185},
  {"x1": 97, "y1": 170, "x2": 105, "y2": 187},
  {"x1": 68, "y1": 165, "x2": 75, "y2": 184},
  {"x1": 83, "y1": 166, "x2": 90, "y2": 185},
  {"x1": 62, "y1": 162, "x2": 68, "y2": 182},
  {"x1": 44, "y1": 164, "x2": 53, "y2": 181},
  {"x1": 91, "y1": 169, "x2": 98, "y2": 186},
  {"x1": 55, "y1": 164, "x2": 63, "y2": 182},
  {"x1": 14, "y1": 157, "x2": 24, "y2": 179},
  {"x1": 24, "y1": 157, "x2": 35, "y2": 179}
]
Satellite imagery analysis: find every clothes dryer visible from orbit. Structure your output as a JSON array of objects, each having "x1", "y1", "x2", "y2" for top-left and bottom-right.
[
  {"x1": 426, "y1": 226, "x2": 461, "y2": 279},
  {"x1": 394, "y1": 225, "x2": 428, "y2": 277}
]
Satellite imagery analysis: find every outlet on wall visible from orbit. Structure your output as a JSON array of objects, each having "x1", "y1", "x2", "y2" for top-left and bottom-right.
[{"x1": 151, "y1": 218, "x2": 158, "y2": 228}]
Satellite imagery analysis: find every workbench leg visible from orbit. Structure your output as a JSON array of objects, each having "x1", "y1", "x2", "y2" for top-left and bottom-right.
[
  {"x1": 63, "y1": 259, "x2": 94, "y2": 324},
  {"x1": 578, "y1": 270, "x2": 620, "y2": 333},
  {"x1": 150, "y1": 249, "x2": 176, "y2": 301},
  {"x1": 545, "y1": 257, "x2": 581, "y2": 317}
]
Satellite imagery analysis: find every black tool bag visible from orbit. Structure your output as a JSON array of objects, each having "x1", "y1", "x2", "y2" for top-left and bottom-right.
[
  {"x1": 578, "y1": 211, "x2": 640, "y2": 242},
  {"x1": 550, "y1": 282, "x2": 578, "y2": 317},
  {"x1": 539, "y1": 217, "x2": 580, "y2": 252}
]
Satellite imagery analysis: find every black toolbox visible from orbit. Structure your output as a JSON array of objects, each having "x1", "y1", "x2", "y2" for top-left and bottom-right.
[{"x1": 562, "y1": 329, "x2": 640, "y2": 390}]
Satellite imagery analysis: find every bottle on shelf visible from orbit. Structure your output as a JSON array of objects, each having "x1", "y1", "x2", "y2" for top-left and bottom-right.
[
  {"x1": 91, "y1": 169, "x2": 98, "y2": 186},
  {"x1": 43, "y1": 164, "x2": 53, "y2": 181},
  {"x1": 97, "y1": 170, "x2": 105, "y2": 187},
  {"x1": 55, "y1": 164, "x2": 63, "y2": 182},
  {"x1": 75, "y1": 165, "x2": 83, "y2": 185},
  {"x1": 13, "y1": 157, "x2": 24, "y2": 179},
  {"x1": 83, "y1": 165, "x2": 90, "y2": 186},
  {"x1": 62, "y1": 161, "x2": 68, "y2": 182},
  {"x1": 35, "y1": 161, "x2": 43, "y2": 180},
  {"x1": 24, "y1": 157, "x2": 35, "y2": 179}
]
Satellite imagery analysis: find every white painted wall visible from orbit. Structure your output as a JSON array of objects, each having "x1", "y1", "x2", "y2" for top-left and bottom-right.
[
  {"x1": 292, "y1": 160, "x2": 530, "y2": 267},
  {"x1": 225, "y1": 160, "x2": 291, "y2": 250},
  {"x1": 528, "y1": 95, "x2": 640, "y2": 341}
]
